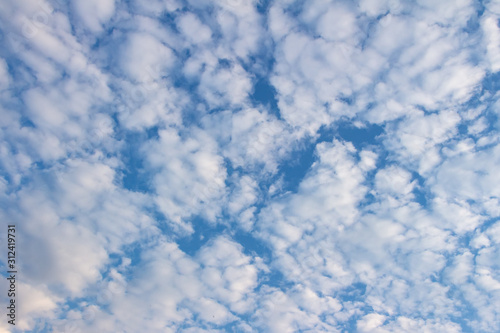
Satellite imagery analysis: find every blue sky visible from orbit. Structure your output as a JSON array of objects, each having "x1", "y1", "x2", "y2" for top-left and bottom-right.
[{"x1": 0, "y1": 0, "x2": 499, "y2": 332}]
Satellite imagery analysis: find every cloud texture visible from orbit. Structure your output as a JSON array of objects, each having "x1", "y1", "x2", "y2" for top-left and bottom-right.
[{"x1": 0, "y1": 0, "x2": 499, "y2": 332}]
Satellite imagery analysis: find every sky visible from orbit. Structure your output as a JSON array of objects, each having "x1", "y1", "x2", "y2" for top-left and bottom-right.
[{"x1": 0, "y1": 0, "x2": 499, "y2": 332}]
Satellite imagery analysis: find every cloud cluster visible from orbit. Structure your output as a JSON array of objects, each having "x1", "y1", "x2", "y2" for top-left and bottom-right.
[{"x1": 0, "y1": 0, "x2": 499, "y2": 332}]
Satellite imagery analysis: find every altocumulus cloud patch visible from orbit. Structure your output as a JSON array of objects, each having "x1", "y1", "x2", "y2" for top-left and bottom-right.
[{"x1": 0, "y1": 0, "x2": 499, "y2": 332}]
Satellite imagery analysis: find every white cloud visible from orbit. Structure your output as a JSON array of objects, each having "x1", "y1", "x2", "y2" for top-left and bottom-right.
[
  {"x1": 177, "y1": 13, "x2": 212, "y2": 45},
  {"x1": 216, "y1": 0, "x2": 264, "y2": 60},
  {"x1": 116, "y1": 78, "x2": 185, "y2": 130},
  {"x1": 225, "y1": 108, "x2": 295, "y2": 173},
  {"x1": 188, "y1": 297, "x2": 237, "y2": 325},
  {"x1": 252, "y1": 286, "x2": 340, "y2": 332},
  {"x1": 144, "y1": 127, "x2": 227, "y2": 233},
  {"x1": 51, "y1": 235, "x2": 264, "y2": 332},
  {"x1": 255, "y1": 140, "x2": 369, "y2": 297},
  {"x1": 120, "y1": 32, "x2": 176, "y2": 82},
  {"x1": 197, "y1": 236, "x2": 261, "y2": 313},
  {"x1": 0, "y1": 58, "x2": 11, "y2": 90},
  {"x1": 316, "y1": 4, "x2": 359, "y2": 41},
  {"x1": 357, "y1": 313, "x2": 386, "y2": 332},
  {"x1": 375, "y1": 165, "x2": 415, "y2": 199},
  {"x1": 14, "y1": 282, "x2": 61, "y2": 331},
  {"x1": 429, "y1": 141, "x2": 500, "y2": 224},
  {"x1": 198, "y1": 60, "x2": 253, "y2": 107},
  {"x1": 6, "y1": 187, "x2": 107, "y2": 298},
  {"x1": 416, "y1": 0, "x2": 476, "y2": 26},
  {"x1": 358, "y1": 0, "x2": 395, "y2": 17},
  {"x1": 268, "y1": 4, "x2": 293, "y2": 41},
  {"x1": 227, "y1": 174, "x2": 259, "y2": 230},
  {"x1": 383, "y1": 316, "x2": 462, "y2": 333},
  {"x1": 1, "y1": 0, "x2": 499, "y2": 331},
  {"x1": 132, "y1": 0, "x2": 182, "y2": 16},
  {"x1": 482, "y1": 14, "x2": 500, "y2": 72},
  {"x1": 72, "y1": 0, "x2": 115, "y2": 32},
  {"x1": 383, "y1": 109, "x2": 461, "y2": 174}
]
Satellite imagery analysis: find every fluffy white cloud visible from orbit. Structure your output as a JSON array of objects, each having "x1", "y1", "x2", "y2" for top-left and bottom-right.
[
  {"x1": 198, "y1": 60, "x2": 253, "y2": 108},
  {"x1": 72, "y1": 0, "x2": 115, "y2": 32},
  {"x1": 120, "y1": 32, "x2": 176, "y2": 82},
  {"x1": 383, "y1": 109, "x2": 461, "y2": 174},
  {"x1": 143, "y1": 127, "x2": 227, "y2": 233},
  {"x1": 177, "y1": 13, "x2": 212, "y2": 45},
  {"x1": 49, "y1": 235, "x2": 264, "y2": 332},
  {"x1": 1, "y1": 0, "x2": 499, "y2": 331}
]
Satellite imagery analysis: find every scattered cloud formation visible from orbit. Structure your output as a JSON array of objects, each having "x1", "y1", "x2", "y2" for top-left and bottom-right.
[{"x1": 0, "y1": 0, "x2": 499, "y2": 332}]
